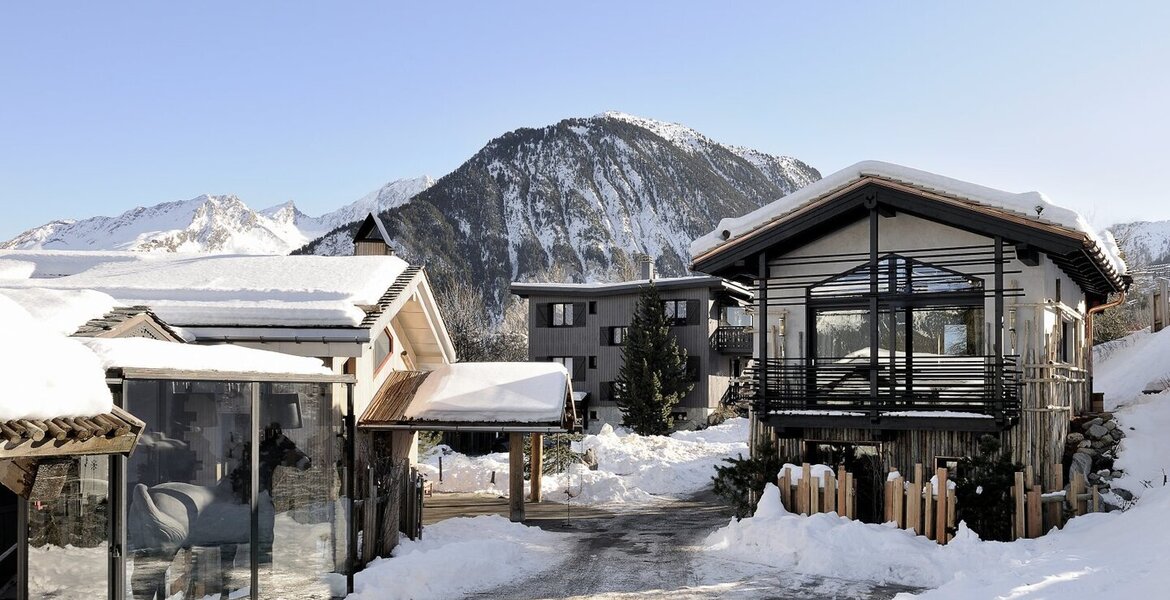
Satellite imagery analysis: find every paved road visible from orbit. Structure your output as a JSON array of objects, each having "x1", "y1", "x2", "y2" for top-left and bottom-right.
[{"x1": 466, "y1": 491, "x2": 918, "y2": 599}]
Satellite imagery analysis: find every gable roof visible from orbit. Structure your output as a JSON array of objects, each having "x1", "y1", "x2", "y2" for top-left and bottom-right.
[
  {"x1": 691, "y1": 161, "x2": 1128, "y2": 297},
  {"x1": 72, "y1": 305, "x2": 184, "y2": 341},
  {"x1": 354, "y1": 213, "x2": 392, "y2": 244}
]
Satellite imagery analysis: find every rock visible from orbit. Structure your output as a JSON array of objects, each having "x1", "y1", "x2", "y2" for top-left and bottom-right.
[
  {"x1": 1088, "y1": 417, "x2": 1104, "y2": 428},
  {"x1": 1114, "y1": 487, "x2": 1134, "y2": 501},
  {"x1": 1099, "y1": 411, "x2": 1114, "y2": 420},
  {"x1": 1104, "y1": 420, "x2": 1118, "y2": 431},
  {"x1": 1097, "y1": 456, "x2": 1115, "y2": 470},
  {"x1": 1114, "y1": 429, "x2": 1126, "y2": 439},
  {"x1": 1071, "y1": 452, "x2": 1093, "y2": 478},
  {"x1": 1079, "y1": 440, "x2": 1092, "y2": 448},
  {"x1": 1088, "y1": 473, "x2": 1102, "y2": 484},
  {"x1": 1099, "y1": 433, "x2": 1114, "y2": 445},
  {"x1": 1067, "y1": 432, "x2": 1085, "y2": 444},
  {"x1": 1081, "y1": 447, "x2": 1098, "y2": 457},
  {"x1": 1112, "y1": 470, "x2": 1124, "y2": 479},
  {"x1": 1087, "y1": 424, "x2": 1109, "y2": 438},
  {"x1": 1096, "y1": 469, "x2": 1111, "y2": 476},
  {"x1": 1091, "y1": 440, "x2": 1105, "y2": 449}
]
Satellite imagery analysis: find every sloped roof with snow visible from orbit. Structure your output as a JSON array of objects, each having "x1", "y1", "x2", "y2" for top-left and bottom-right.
[
  {"x1": 0, "y1": 253, "x2": 410, "y2": 327},
  {"x1": 510, "y1": 275, "x2": 752, "y2": 299},
  {"x1": 691, "y1": 161, "x2": 1127, "y2": 292},
  {"x1": 79, "y1": 337, "x2": 333, "y2": 375}
]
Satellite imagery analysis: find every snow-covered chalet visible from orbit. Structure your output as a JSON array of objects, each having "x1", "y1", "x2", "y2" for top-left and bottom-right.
[{"x1": 691, "y1": 161, "x2": 1130, "y2": 521}]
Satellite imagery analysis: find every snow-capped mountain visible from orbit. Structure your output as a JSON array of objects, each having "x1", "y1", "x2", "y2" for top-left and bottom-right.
[
  {"x1": 1108, "y1": 220, "x2": 1170, "y2": 269},
  {"x1": 2, "y1": 176, "x2": 434, "y2": 254},
  {"x1": 301, "y1": 112, "x2": 820, "y2": 311}
]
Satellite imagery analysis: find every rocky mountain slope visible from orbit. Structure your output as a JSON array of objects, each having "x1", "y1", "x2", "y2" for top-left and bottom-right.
[
  {"x1": 1, "y1": 176, "x2": 434, "y2": 254},
  {"x1": 300, "y1": 112, "x2": 820, "y2": 310},
  {"x1": 1108, "y1": 220, "x2": 1170, "y2": 269}
]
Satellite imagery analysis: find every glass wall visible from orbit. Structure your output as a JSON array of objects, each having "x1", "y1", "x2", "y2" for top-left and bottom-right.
[
  {"x1": 26, "y1": 456, "x2": 110, "y2": 599},
  {"x1": 124, "y1": 380, "x2": 347, "y2": 600}
]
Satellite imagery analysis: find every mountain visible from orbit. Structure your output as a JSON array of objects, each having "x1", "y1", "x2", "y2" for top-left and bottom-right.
[
  {"x1": 1108, "y1": 220, "x2": 1170, "y2": 269},
  {"x1": 1, "y1": 176, "x2": 434, "y2": 254},
  {"x1": 300, "y1": 112, "x2": 820, "y2": 311}
]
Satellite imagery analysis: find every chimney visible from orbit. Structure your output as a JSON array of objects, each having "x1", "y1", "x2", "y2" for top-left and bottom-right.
[{"x1": 637, "y1": 254, "x2": 655, "y2": 281}]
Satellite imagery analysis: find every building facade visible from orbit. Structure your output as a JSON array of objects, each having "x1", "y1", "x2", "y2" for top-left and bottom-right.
[
  {"x1": 691, "y1": 161, "x2": 1129, "y2": 521},
  {"x1": 512, "y1": 272, "x2": 753, "y2": 432}
]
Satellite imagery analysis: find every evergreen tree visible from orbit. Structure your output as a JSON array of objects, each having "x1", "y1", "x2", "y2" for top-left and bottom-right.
[
  {"x1": 954, "y1": 434, "x2": 1023, "y2": 541},
  {"x1": 615, "y1": 284, "x2": 692, "y2": 435},
  {"x1": 712, "y1": 438, "x2": 784, "y2": 518}
]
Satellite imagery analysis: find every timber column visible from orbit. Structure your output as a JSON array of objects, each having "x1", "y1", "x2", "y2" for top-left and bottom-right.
[
  {"x1": 529, "y1": 433, "x2": 544, "y2": 502},
  {"x1": 509, "y1": 433, "x2": 525, "y2": 522}
]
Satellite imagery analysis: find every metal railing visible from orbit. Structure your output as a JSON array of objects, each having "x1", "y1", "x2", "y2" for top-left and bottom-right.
[
  {"x1": 711, "y1": 325, "x2": 754, "y2": 354},
  {"x1": 749, "y1": 355, "x2": 1020, "y2": 419}
]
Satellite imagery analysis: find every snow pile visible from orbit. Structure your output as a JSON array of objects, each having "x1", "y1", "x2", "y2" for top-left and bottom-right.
[
  {"x1": 0, "y1": 295, "x2": 112, "y2": 421},
  {"x1": 418, "y1": 418, "x2": 749, "y2": 505},
  {"x1": 1093, "y1": 326, "x2": 1170, "y2": 401},
  {"x1": 0, "y1": 287, "x2": 118, "y2": 335},
  {"x1": 778, "y1": 463, "x2": 836, "y2": 487},
  {"x1": 0, "y1": 258, "x2": 34, "y2": 280},
  {"x1": 702, "y1": 483, "x2": 1170, "y2": 597},
  {"x1": 79, "y1": 337, "x2": 332, "y2": 375},
  {"x1": 691, "y1": 160, "x2": 1126, "y2": 278},
  {"x1": 348, "y1": 515, "x2": 568, "y2": 600},
  {"x1": 403, "y1": 362, "x2": 570, "y2": 423}
]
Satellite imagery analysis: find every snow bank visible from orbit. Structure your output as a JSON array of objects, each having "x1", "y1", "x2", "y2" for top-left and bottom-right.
[
  {"x1": 0, "y1": 295, "x2": 112, "y2": 421},
  {"x1": 418, "y1": 418, "x2": 750, "y2": 505},
  {"x1": 0, "y1": 258, "x2": 34, "y2": 280},
  {"x1": 702, "y1": 483, "x2": 1170, "y2": 597},
  {"x1": 1094, "y1": 326, "x2": 1170, "y2": 403},
  {"x1": 403, "y1": 362, "x2": 570, "y2": 423},
  {"x1": 0, "y1": 287, "x2": 118, "y2": 335},
  {"x1": 348, "y1": 515, "x2": 568, "y2": 600},
  {"x1": 691, "y1": 161, "x2": 1125, "y2": 277},
  {"x1": 78, "y1": 337, "x2": 332, "y2": 375}
]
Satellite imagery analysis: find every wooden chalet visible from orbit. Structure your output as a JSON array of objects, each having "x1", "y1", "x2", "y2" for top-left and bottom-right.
[{"x1": 691, "y1": 161, "x2": 1129, "y2": 521}]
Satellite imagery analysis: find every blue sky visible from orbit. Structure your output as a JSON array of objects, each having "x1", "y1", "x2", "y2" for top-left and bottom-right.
[{"x1": 2, "y1": 1, "x2": 1168, "y2": 240}]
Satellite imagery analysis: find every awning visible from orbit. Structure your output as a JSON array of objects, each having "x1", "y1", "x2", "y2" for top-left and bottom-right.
[
  {"x1": 0, "y1": 405, "x2": 144, "y2": 460},
  {"x1": 359, "y1": 364, "x2": 578, "y2": 433}
]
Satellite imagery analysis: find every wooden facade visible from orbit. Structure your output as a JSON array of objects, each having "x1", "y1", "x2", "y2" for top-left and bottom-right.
[{"x1": 696, "y1": 169, "x2": 1128, "y2": 520}]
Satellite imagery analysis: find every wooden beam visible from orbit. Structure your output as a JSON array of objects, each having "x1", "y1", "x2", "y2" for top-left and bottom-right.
[
  {"x1": 509, "y1": 434, "x2": 525, "y2": 522},
  {"x1": 935, "y1": 468, "x2": 948, "y2": 545},
  {"x1": 529, "y1": 433, "x2": 543, "y2": 502}
]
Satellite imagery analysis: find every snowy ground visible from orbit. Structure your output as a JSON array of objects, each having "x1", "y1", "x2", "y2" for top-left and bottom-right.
[
  {"x1": 347, "y1": 515, "x2": 569, "y2": 600},
  {"x1": 417, "y1": 418, "x2": 749, "y2": 506}
]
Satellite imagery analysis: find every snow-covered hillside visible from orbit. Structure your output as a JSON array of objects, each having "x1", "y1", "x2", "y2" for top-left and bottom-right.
[
  {"x1": 2, "y1": 176, "x2": 433, "y2": 254},
  {"x1": 302, "y1": 113, "x2": 820, "y2": 311},
  {"x1": 1107, "y1": 219, "x2": 1170, "y2": 268}
]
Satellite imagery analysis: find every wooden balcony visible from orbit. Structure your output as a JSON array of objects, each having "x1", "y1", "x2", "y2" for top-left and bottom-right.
[
  {"x1": 749, "y1": 355, "x2": 1020, "y2": 431},
  {"x1": 711, "y1": 325, "x2": 753, "y2": 354}
]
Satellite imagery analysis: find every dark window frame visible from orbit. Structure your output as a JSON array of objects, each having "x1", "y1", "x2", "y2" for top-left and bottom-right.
[{"x1": 551, "y1": 302, "x2": 575, "y2": 327}]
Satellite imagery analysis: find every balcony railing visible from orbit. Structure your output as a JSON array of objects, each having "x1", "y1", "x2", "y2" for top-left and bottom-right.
[
  {"x1": 711, "y1": 325, "x2": 753, "y2": 354},
  {"x1": 749, "y1": 355, "x2": 1020, "y2": 421}
]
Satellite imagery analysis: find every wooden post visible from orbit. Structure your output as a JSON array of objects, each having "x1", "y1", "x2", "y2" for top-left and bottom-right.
[
  {"x1": 778, "y1": 470, "x2": 791, "y2": 511},
  {"x1": 799, "y1": 463, "x2": 812, "y2": 515},
  {"x1": 883, "y1": 477, "x2": 892, "y2": 523},
  {"x1": 1070, "y1": 472, "x2": 1084, "y2": 517},
  {"x1": 823, "y1": 471, "x2": 837, "y2": 514},
  {"x1": 809, "y1": 469, "x2": 820, "y2": 514},
  {"x1": 1047, "y1": 464, "x2": 1063, "y2": 531},
  {"x1": 1025, "y1": 464, "x2": 1034, "y2": 488},
  {"x1": 923, "y1": 481, "x2": 934, "y2": 541},
  {"x1": 837, "y1": 466, "x2": 847, "y2": 516},
  {"x1": 946, "y1": 489, "x2": 957, "y2": 542},
  {"x1": 1014, "y1": 471, "x2": 1026, "y2": 540},
  {"x1": 892, "y1": 475, "x2": 905, "y2": 529},
  {"x1": 509, "y1": 433, "x2": 525, "y2": 522},
  {"x1": 1091, "y1": 485, "x2": 1100, "y2": 513},
  {"x1": 529, "y1": 433, "x2": 543, "y2": 502},
  {"x1": 1027, "y1": 484, "x2": 1042, "y2": 539},
  {"x1": 934, "y1": 468, "x2": 948, "y2": 545},
  {"x1": 845, "y1": 472, "x2": 855, "y2": 519},
  {"x1": 909, "y1": 464, "x2": 923, "y2": 534}
]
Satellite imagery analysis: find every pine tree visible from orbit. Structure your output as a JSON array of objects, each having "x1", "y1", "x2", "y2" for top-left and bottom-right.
[
  {"x1": 712, "y1": 438, "x2": 784, "y2": 518},
  {"x1": 615, "y1": 284, "x2": 693, "y2": 435},
  {"x1": 954, "y1": 434, "x2": 1023, "y2": 541}
]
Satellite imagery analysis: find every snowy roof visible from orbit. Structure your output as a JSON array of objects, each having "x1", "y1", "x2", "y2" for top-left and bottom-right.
[
  {"x1": 79, "y1": 337, "x2": 333, "y2": 376},
  {"x1": 0, "y1": 253, "x2": 410, "y2": 328},
  {"x1": 0, "y1": 295, "x2": 113, "y2": 421},
  {"x1": 511, "y1": 275, "x2": 752, "y2": 299},
  {"x1": 0, "y1": 288, "x2": 119, "y2": 336},
  {"x1": 0, "y1": 249, "x2": 156, "y2": 279},
  {"x1": 361, "y1": 363, "x2": 574, "y2": 430},
  {"x1": 691, "y1": 160, "x2": 1127, "y2": 280}
]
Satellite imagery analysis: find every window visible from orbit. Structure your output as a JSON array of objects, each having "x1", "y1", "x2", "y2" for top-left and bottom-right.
[
  {"x1": 663, "y1": 300, "x2": 687, "y2": 326},
  {"x1": 589, "y1": 301, "x2": 597, "y2": 314},
  {"x1": 550, "y1": 356, "x2": 574, "y2": 375},
  {"x1": 373, "y1": 327, "x2": 394, "y2": 372},
  {"x1": 611, "y1": 326, "x2": 629, "y2": 345},
  {"x1": 589, "y1": 411, "x2": 598, "y2": 420},
  {"x1": 552, "y1": 302, "x2": 574, "y2": 327},
  {"x1": 589, "y1": 356, "x2": 597, "y2": 369},
  {"x1": 722, "y1": 305, "x2": 752, "y2": 326}
]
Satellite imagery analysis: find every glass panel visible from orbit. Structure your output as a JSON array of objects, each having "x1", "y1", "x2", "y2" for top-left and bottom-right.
[
  {"x1": 259, "y1": 382, "x2": 347, "y2": 599},
  {"x1": 722, "y1": 306, "x2": 752, "y2": 327},
  {"x1": 815, "y1": 309, "x2": 872, "y2": 358},
  {"x1": 373, "y1": 330, "x2": 392, "y2": 369},
  {"x1": 125, "y1": 380, "x2": 253, "y2": 600},
  {"x1": 811, "y1": 255, "x2": 983, "y2": 298},
  {"x1": 27, "y1": 456, "x2": 109, "y2": 599},
  {"x1": 911, "y1": 307, "x2": 983, "y2": 356},
  {"x1": 552, "y1": 303, "x2": 566, "y2": 326}
]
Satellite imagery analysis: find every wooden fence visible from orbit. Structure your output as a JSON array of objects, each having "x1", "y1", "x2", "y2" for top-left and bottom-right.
[{"x1": 778, "y1": 462, "x2": 1102, "y2": 545}]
